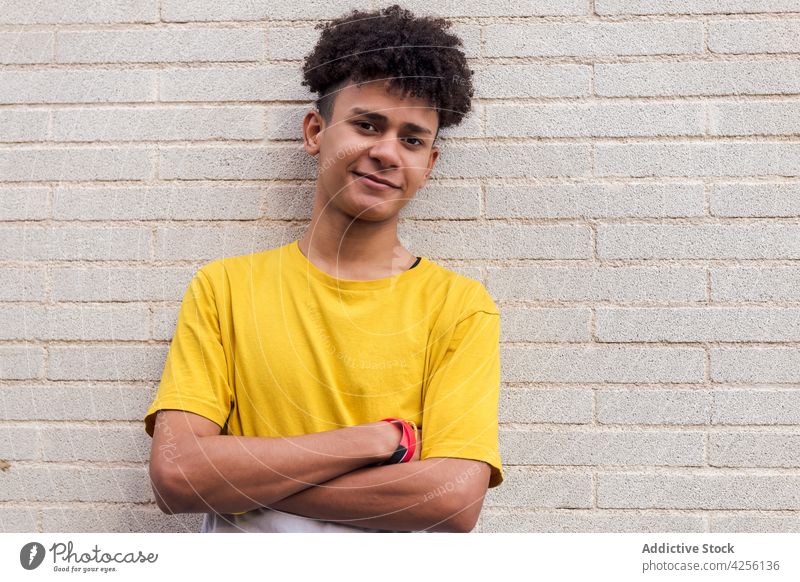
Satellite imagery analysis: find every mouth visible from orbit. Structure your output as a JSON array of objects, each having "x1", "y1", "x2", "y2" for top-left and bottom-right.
[{"x1": 351, "y1": 171, "x2": 400, "y2": 190}]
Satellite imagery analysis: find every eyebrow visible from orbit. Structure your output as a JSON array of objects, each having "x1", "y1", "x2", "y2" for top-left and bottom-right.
[{"x1": 347, "y1": 107, "x2": 433, "y2": 136}]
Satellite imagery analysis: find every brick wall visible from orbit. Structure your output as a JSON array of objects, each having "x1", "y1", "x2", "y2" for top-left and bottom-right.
[{"x1": 2, "y1": 1, "x2": 800, "y2": 532}]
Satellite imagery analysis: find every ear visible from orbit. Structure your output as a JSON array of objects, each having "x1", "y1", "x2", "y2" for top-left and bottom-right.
[
  {"x1": 419, "y1": 145, "x2": 439, "y2": 189},
  {"x1": 302, "y1": 109, "x2": 325, "y2": 156}
]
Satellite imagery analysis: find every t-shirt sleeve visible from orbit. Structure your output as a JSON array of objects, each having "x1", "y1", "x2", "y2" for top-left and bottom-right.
[
  {"x1": 144, "y1": 267, "x2": 233, "y2": 438},
  {"x1": 420, "y1": 288, "x2": 504, "y2": 488}
]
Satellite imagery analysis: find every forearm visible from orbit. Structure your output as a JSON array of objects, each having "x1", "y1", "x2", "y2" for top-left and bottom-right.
[
  {"x1": 266, "y1": 458, "x2": 473, "y2": 532},
  {"x1": 160, "y1": 421, "x2": 399, "y2": 514}
]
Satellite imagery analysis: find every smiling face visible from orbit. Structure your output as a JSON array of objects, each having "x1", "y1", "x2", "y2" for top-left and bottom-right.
[{"x1": 302, "y1": 78, "x2": 440, "y2": 223}]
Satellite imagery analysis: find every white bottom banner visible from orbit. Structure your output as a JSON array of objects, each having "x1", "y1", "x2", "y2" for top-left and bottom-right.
[{"x1": 1, "y1": 533, "x2": 797, "y2": 581}]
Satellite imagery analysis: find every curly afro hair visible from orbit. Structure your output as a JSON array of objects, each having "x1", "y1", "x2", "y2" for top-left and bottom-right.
[{"x1": 301, "y1": 4, "x2": 474, "y2": 142}]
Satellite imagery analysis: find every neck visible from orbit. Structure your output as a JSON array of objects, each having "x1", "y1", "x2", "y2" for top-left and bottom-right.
[{"x1": 297, "y1": 188, "x2": 417, "y2": 279}]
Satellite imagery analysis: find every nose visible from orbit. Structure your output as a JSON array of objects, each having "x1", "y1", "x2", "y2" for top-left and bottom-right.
[{"x1": 367, "y1": 131, "x2": 402, "y2": 169}]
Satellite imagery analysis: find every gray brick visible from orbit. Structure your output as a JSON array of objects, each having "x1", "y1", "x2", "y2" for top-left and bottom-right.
[
  {"x1": 502, "y1": 346, "x2": 705, "y2": 383},
  {"x1": 0, "y1": 187, "x2": 49, "y2": 219},
  {"x1": 0, "y1": 346, "x2": 44, "y2": 380},
  {"x1": 53, "y1": 185, "x2": 264, "y2": 220},
  {"x1": 597, "y1": 306, "x2": 800, "y2": 342},
  {"x1": 453, "y1": 24, "x2": 483, "y2": 59},
  {"x1": 709, "y1": 102, "x2": 800, "y2": 137},
  {"x1": 502, "y1": 307, "x2": 591, "y2": 342},
  {"x1": 712, "y1": 267, "x2": 800, "y2": 301},
  {"x1": 0, "y1": 268, "x2": 47, "y2": 300},
  {"x1": 0, "y1": 147, "x2": 152, "y2": 182},
  {"x1": 487, "y1": 102, "x2": 703, "y2": 138},
  {"x1": 0, "y1": 466, "x2": 152, "y2": 503},
  {"x1": 1, "y1": 384, "x2": 156, "y2": 421},
  {"x1": 488, "y1": 266, "x2": 706, "y2": 302},
  {"x1": 499, "y1": 387, "x2": 593, "y2": 424},
  {"x1": 597, "y1": 389, "x2": 712, "y2": 425},
  {"x1": 437, "y1": 106, "x2": 482, "y2": 139},
  {"x1": 163, "y1": 0, "x2": 586, "y2": 20},
  {"x1": 711, "y1": 513, "x2": 800, "y2": 533},
  {"x1": 162, "y1": 0, "x2": 367, "y2": 21},
  {"x1": 0, "y1": 426, "x2": 39, "y2": 460},
  {"x1": 265, "y1": 104, "x2": 314, "y2": 140},
  {"x1": 48, "y1": 345, "x2": 168, "y2": 381},
  {"x1": 267, "y1": 27, "x2": 322, "y2": 60},
  {"x1": 260, "y1": 185, "x2": 314, "y2": 220},
  {"x1": 710, "y1": 432, "x2": 800, "y2": 468},
  {"x1": 406, "y1": 223, "x2": 592, "y2": 260},
  {"x1": 39, "y1": 425, "x2": 150, "y2": 462},
  {"x1": 41, "y1": 506, "x2": 203, "y2": 533},
  {"x1": 711, "y1": 348, "x2": 800, "y2": 383},
  {"x1": 52, "y1": 106, "x2": 264, "y2": 142},
  {"x1": 0, "y1": 32, "x2": 52, "y2": 64},
  {"x1": 155, "y1": 225, "x2": 301, "y2": 261},
  {"x1": 50, "y1": 266, "x2": 195, "y2": 302},
  {"x1": 378, "y1": 0, "x2": 587, "y2": 17},
  {"x1": 0, "y1": 0, "x2": 158, "y2": 24},
  {"x1": 713, "y1": 389, "x2": 800, "y2": 425},
  {"x1": 596, "y1": 61, "x2": 800, "y2": 97},
  {"x1": 401, "y1": 184, "x2": 483, "y2": 220},
  {"x1": 475, "y1": 64, "x2": 592, "y2": 98},
  {"x1": 709, "y1": 20, "x2": 800, "y2": 54},
  {"x1": 0, "y1": 305, "x2": 150, "y2": 341},
  {"x1": 596, "y1": 142, "x2": 800, "y2": 177},
  {"x1": 482, "y1": 510, "x2": 706, "y2": 533},
  {"x1": 57, "y1": 28, "x2": 264, "y2": 64},
  {"x1": 598, "y1": 473, "x2": 800, "y2": 509},
  {"x1": 596, "y1": 0, "x2": 800, "y2": 15},
  {"x1": 0, "y1": 226, "x2": 150, "y2": 261},
  {"x1": 599, "y1": 224, "x2": 800, "y2": 259},
  {"x1": 267, "y1": 23, "x2": 479, "y2": 60},
  {"x1": 435, "y1": 143, "x2": 592, "y2": 178},
  {"x1": 159, "y1": 66, "x2": 306, "y2": 101},
  {"x1": 484, "y1": 468, "x2": 593, "y2": 508},
  {"x1": 0, "y1": 109, "x2": 49, "y2": 143},
  {"x1": 159, "y1": 145, "x2": 313, "y2": 179},
  {"x1": 0, "y1": 70, "x2": 156, "y2": 104},
  {"x1": 0, "y1": 507, "x2": 38, "y2": 532},
  {"x1": 712, "y1": 182, "x2": 800, "y2": 216},
  {"x1": 501, "y1": 428, "x2": 704, "y2": 466},
  {"x1": 153, "y1": 306, "x2": 179, "y2": 340},
  {"x1": 485, "y1": 22, "x2": 702, "y2": 57},
  {"x1": 486, "y1": 182, "x2": 704, "y2": 218}
]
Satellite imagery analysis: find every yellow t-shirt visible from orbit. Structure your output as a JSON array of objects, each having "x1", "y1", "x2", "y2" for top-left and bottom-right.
[{"x1": 144, "y1": 239, "x2": 504, "y2": 503}]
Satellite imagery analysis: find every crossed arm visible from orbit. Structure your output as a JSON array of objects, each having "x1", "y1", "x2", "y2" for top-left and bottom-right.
[
  {"x1": 266, "y1": 456, "x2": 491, "y2": 533},
  {"x1": 149, "y1": 410, "x2": 491, "y2": 532}
]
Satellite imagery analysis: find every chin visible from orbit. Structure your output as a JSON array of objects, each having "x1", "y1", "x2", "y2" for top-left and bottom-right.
[
  {"x1": 343, "y1": 198, "x2": 402, "y2": 223},
  {"x1": 349, "y1": 205, "x2": 399, "y2": 223},
  {"x1": 344, "y1": 190, "x2": 406, "y2": 222}
]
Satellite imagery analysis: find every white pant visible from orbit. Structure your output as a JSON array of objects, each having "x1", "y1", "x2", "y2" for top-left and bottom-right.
[{"x1": 200, "y1": 507, "x2": 388, "y2": 533}]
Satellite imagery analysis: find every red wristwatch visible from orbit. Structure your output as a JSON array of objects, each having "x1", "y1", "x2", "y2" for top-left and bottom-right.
[{"x1": 375, "y1": 418, "x2": 417, "y2": 465}]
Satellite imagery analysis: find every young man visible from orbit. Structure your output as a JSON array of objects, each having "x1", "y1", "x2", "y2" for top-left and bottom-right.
[{"x1": 145, "y1": 4, "x2": 503, "y2": 533}]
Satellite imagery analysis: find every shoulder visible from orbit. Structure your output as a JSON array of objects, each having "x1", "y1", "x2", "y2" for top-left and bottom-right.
[
  {"x1": 420, "y1": 263, "x2": 500, "y2": 343},
  {"x1": 195, "y1": 247, "x2": 279, "y2": 288},
  {"x1": 424, "y1": 261, "x2": 499, "y2": 318}
]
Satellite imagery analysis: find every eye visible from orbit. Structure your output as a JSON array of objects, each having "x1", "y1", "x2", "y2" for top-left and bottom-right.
[
  {"x1": 354, "y1": 120, "x2": 376, "y2": 131},
  {"x1": 404, "y1": 137, "x2": 424, "y2": 147}
]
